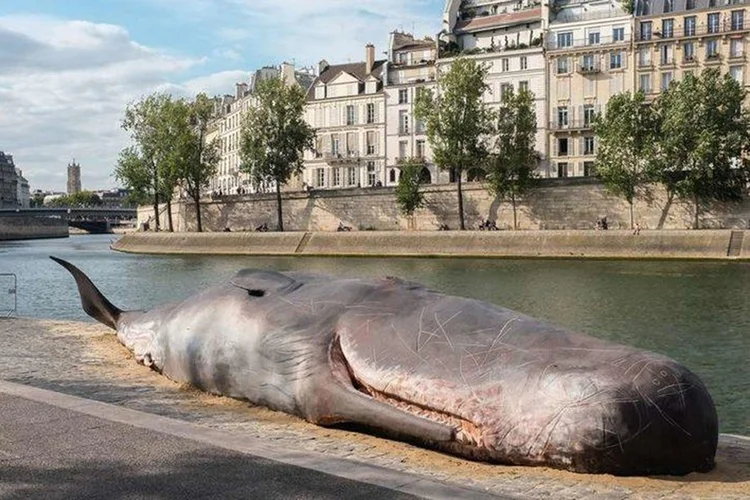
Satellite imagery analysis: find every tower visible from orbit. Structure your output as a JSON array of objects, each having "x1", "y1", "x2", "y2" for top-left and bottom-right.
[{"x1": 67, "y1": 160, "x2": 81, "y2": 195}]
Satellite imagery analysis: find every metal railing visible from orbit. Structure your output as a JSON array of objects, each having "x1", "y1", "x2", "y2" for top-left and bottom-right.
[
  {"x1": 0, "y1": 274, "x2": 17, "y2": 318},
  {"x1": 636, "y1": 20, "x2": 749, "y2": 42}
]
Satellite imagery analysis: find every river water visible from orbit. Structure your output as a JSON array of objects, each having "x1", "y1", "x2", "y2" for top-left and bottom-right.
[{"x1": 0, "y1": 234, "x2": 747, "y2": 435}]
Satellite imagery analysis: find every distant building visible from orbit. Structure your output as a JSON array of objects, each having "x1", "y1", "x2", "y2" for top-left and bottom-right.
[
  {"x1": 384, "y1": 31, "x2": 439, "y2": 186},
  {"x1": 67, "y1": 160, "x2": 81, "y2": 195},
  {"x1": 303, "y1": 45, "x2": 387, "y2": 190},
  {"x1": 0, "y1": 152, "x2": 17, "y2": 208},
  {"x1": 15, "y1": 168, "x2": 30, "y2": 208}
]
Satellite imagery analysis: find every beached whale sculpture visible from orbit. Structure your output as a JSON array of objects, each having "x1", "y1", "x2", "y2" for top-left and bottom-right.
[{"x1": 51, "y1": 256, "x2": 718, "y2": 475}]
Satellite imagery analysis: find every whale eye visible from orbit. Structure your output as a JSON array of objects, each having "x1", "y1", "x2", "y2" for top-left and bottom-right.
[{"x1": 247, "y1": 289, "x2": 265, "y2": 297}]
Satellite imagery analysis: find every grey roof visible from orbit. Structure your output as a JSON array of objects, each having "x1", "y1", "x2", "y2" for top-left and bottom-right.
[{"x1": 306, "y1": 60, "x2": 386, "y2": 100}]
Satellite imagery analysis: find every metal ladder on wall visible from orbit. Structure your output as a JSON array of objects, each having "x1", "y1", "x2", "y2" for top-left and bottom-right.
[
  {"x1": 0, "y1": 273, "x2": 17, "y2": 318},
  {"x1": 727, "y1": 231, "x2": 745, "y2": 258}
]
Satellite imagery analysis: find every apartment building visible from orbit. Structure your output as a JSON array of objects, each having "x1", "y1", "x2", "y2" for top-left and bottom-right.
[
  {"x1": 0, "y1": 152, "x2": 17, "y2": 209},
  {"x1": 547, "y1": 0, "x2": 633, "y2": 178},
  {"x1": 210, "y1": 64, "x2": 315, "y2": 195},
  {"x1": 384, "y1": 32, "x2": 439, "y2": 186},
  {"x1": 303, "y1": 45, "x2": 387, "y2": 190},
  {"x1": 634, "y1": 0, "x2": 750, "y2": 96},
  {"x1": 441, "y1": 0, "x2": 550, "y2": 177}
]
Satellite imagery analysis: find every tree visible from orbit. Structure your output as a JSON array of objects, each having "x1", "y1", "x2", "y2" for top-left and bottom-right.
[
  {"x1": 415, "y1": 56, "x2": 493, "y2": 230},
  {"x1": 120, "y1": 93, "x2": 175, "y2": 232},
  {"x1": 240, "y1": 76, "x2": 315, "y2": 232},
  {"x1": 395, "y1": 158, "x2": 426, "y2": 229},
  {"x1": 485, "y1": 87, "x2": 538, "y2": 230},
  {"x1": 657, "y1": 70, "x2": 750, "y2": 229},
  {"x1": 593, "y1": 91, "x2": 660, "y2": 229},
  {"x1": 171, "y1": 94, "x2": 220, "y2": 233},
  {"x1": 115, "y1": 146, "x2": 153, "y2": 207}
]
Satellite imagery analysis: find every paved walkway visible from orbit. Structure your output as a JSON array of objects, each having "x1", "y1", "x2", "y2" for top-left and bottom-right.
[{"x1": 0, "y1": 381, "x2": 499, "y2": 499}]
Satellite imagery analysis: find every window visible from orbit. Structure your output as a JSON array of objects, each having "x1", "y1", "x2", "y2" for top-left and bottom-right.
[
  {"x1": 662, "y1": 19, "x2": 674, "y2": 38},
  {"x1": 500, "y1": 83, "x2": 513, "y2": 98},
  {"x1": 708, "y1": 13, "x2": 720, "y2": 34},
  {"x1": 638, "y1": 48, "x2": 651, "y2": 67},
  {"x1": 398, "y1": 141, "x2": 407, "y2": 159},
  {"x1": 331, "y1": 134, "x2": 340, "y2": 156},
  {"x1": 588, "y1": 31, "x2": 600, "y2": 45},
  {"x1": 639, "y1": 73, "x2": 651, "y2": 93},
  {"x1": 346, "y1": 105, "x2": 355, "y2": 126},
  {"x1": 557, "y1": 162, "x2": 569, "y2": 177},
  {"x1": 519, "y1": 80, "x2": 529, "y2": 92},
  {"x1": 584, "y1": 162, "x2": 596, "y2": 177},
  {"x1": 584, "y1": 136, "x2": 595, "y2": 155},
  {"x1": 557, "y1": 32, "x2": 573, "y2": 48},
  {"x1": 730, "y1": 65, "x2": 744, "y2": 83},
  {"x1": 706, "y1": 39, "x2": 719, "y2": 58},
  {"x1": 366, "y1": 103, "x2": 375, "y2": 123},
  {"x1": 660, "y1": 45, "x2": 673, "y2": 65},
  {"x1": 315, "y1": 168, "x2": 325, "y2": 188},
  {"x1": 610, "y1": 52, "x2": 622, "y2": 69},
  {"x1": 557, "y1": 106, "x2": 569, "y2": 128},
  {"x1": 709, "y1": 0, "x2": 716, "y2": 6},
  {"x1": 661, "y1": 72, "x2": 673, "y2": 90},
  {"x1": 684, "y1": 16, "x2": 696, "y2": 36},
  {"x1": 399, "y1": 110, "x2": 409, "y2": 134},
  {"x1": 663, "y1": 0, "x2": 673, "y2": 12},
  {"x1": 520, "y1": 56, "x2": 528, "y2": 70},
  {"x1": 416, "y1": 139, "x2": 426, "y2": 158},
  {"x1": 558, "y1": 138, "x2": 569, "y2": 157},
  {"x1": 556, "y1": 57, "x2": 570, "y2": 74},
  {"x1": 731, "y1": 39, "x2": 744, "y2": 58},
  {"x1": 347, "y1": 167, "x2": 356, "y2": 186},
  {"x1": 415, "y1": 119, "x2": 426, "y2": 134},
  {"x1": 398, "y1": 89, "x2": 408, "y2": 104},
  {"x1": 397, "y1": 52, "x2": 407, "y2": 64},
  {"x1": 332, "y1": 168, "x2": 341, "y2": 187},
  {"x1": 502, "y1": 58, "x2": 509, "y2": 71},
  {"x1": 366, "y1": 131, "x2": 376, "y2": 155},
  {"x1": 613, "y1": 27, "x2": 625, "y2": 42},
  {"x1": 583, "y1": 105, "x2": 596, "y2": 127},
  {"x1": 686, "y1": 0, "x2": 695, "y2": 9},
  {"x1": 582, "y1": 54, "x2": 595, "y2": 71},
  {"x1": 732, "y1": 10, "x2": 744, "y2": 31},
  {"x1": 640, "y1": 21, "x2": 652, "y2": 41},
  {"x1": 389, "y1": 169, "x2": 396, "y2": 183},
  {"x1": 684, "y1": 42, "x2": 695, "y2": 61},
  {"x1": 366, "y1": 161, "x2": 376, "y2": 186}
]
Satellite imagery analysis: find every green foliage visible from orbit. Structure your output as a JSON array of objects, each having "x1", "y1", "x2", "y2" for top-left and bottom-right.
[
  {"x1": 240, "y1": 76, "x2": 315, "y2": 231},
  {"x1": 594, "y1": 91, "x2": 660, "y2": 228},
  {"x1": 395, "y1": 159, "x2": 426, "y2": 217},
  {"x1": 656, "y1": 69, "x2": 750, "y2": 227},
  {"x1": 415, "y1": 56, "x2": 493, "y2": 230},
  {"x1": 31, "y1": 192, "x2": 45, "y2": 208},
  {"x1": 485, "y1": 87, "x2": 539, "y2": 229},
  {"x1": 115, "y1": 146, "x2": 153, "y2": 205},
  {"x1": 47, "y1": 191, "x2": 102, "y2": 207}
]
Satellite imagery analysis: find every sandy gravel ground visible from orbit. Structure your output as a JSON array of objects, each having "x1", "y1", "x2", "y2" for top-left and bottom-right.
[{"x1": 0, "y1": 318, "x2": 747, "y2": 500}]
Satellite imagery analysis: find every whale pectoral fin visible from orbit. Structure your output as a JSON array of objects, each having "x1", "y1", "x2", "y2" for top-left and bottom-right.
[{"x1": 307, "y1": 383, "x2": 455, "y2": 444}]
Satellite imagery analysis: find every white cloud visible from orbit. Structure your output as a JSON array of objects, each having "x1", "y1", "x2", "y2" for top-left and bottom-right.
[{"x1": 0, "y1": 15, "x2": 216, "y2": 191}]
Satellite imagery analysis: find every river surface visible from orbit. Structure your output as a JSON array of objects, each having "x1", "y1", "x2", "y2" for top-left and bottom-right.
[{"x1": 0, "y1": 234, "x2": 748, "y2": 435}]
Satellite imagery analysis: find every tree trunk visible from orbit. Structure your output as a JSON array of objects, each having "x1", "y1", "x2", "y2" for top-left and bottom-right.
[
  {"x1": 166, "y1": 199, "x2": 174, "y2": 232},
  {"x1": 457, "y1": 172, "x2": 465, "y2": 230},
  {"x1": 195, "y1": 190, "x2": 203, "y2": 233},
  {"x1": 276, "y1": 181, "x2": 284, "y2": 232},
  {"x1": 511, "y1": 191, "x2": 518, "y2": 230},
  {"x1": 629, "y1": 200, "x2": 634, "y2": 230},
  {"x1": 152, "y1": 191, "x2": 160, "y2": 232},
  {"x1": 694, "y1": 194, "x2": 700, "y2": 230}
]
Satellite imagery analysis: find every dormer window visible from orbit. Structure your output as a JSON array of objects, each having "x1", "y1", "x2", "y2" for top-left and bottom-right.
[{"x1": 315, "y1": 84, "x2": 325, "y2": 99}]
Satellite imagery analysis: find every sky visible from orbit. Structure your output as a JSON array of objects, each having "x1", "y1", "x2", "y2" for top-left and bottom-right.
[{"x1": 0, "y1": 0, "x2": 445, "y2": 192}]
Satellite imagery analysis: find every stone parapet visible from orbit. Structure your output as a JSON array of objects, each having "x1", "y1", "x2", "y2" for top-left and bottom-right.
[{"x1": 0, "y1": 217, "x2": 69, "y2": 241}]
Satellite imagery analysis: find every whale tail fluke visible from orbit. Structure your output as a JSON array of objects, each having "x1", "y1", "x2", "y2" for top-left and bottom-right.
[{"x1": 50, "y1": 256, "x2": 122, "y2": 330}]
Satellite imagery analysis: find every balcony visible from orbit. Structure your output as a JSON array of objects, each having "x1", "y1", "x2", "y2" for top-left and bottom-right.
[
  {"x1": 705, "y1": 53, "x2": 722, "y2": 64},
  {"x1": 324, "y1": 151, "x2": 361, "y2": 164},
  {"x1": 659, "y1": 57, "x2": 676, "y2": 67},
  {"x1": 683, "y1": 54, "x2": 698, "y2": 65},
  {"x1": 547, "y1": 33, "x2": 630, "y2": 51},
  {"x1": 636, "y1": 20, "x2": 750, "y2": 43},
  {"x1": 577, "y1": 63, "x2": 601, "y2": 74},
  {"x1": 549, "y1": 119, "x2": 595, "y2": 131}
]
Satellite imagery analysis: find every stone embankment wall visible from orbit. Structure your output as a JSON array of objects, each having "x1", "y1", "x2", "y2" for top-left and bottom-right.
[
  {"x1": 138, "y1": 179, "x2": 750, "y2": 233},
  {"x1": 113, "y1": 230, "x2": 746, "y2": 260},
  {"x1": 0, "y1": 217, "x2": 68, "y2": 241}
]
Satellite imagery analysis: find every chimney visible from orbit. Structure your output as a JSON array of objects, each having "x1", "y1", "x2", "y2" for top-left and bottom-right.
[
  {"x1": 281, "y1": 61, "x2": 295, "y2": 85},
  {"x1": 318, "y1": 59, "x2": 329, "y2": 75},
  {"x1": 365, "y1": 43, "x2": 375, "y2": 74},
  {"x1": 235, "y1": 83, "x2": 248, "y2": 99}
]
